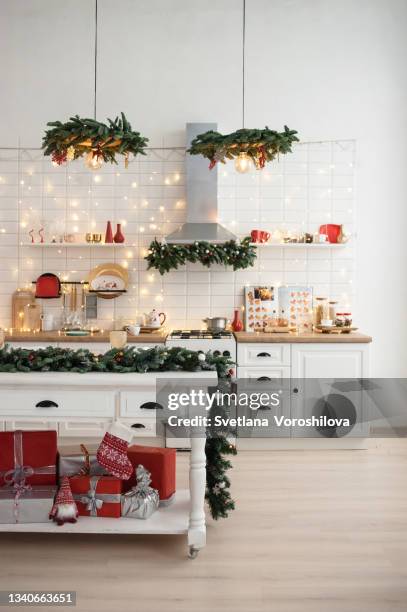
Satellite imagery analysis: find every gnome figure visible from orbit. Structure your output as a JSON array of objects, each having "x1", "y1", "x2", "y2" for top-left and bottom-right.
[{"x1": 49, "y1": 476, "x2": 79, "y2": 525}]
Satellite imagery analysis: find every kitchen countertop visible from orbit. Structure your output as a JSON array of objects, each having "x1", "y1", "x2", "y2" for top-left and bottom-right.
[
  {"x1": 4, "y1": 330, "x2": 167, "y2": 344},
  {"x1": 233, "y1": 331, "x2": 372, "y2": 343}
]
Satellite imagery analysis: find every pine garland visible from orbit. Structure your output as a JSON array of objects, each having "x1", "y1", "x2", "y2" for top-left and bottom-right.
[
  {"x1": 0, "y1": 344, "x2": 236, "y2": 520},
  {"x1": 205, "y1": 436, "x2": 237, "y2": 520},
  {"x1": 0, "y1": 344, "x2": 232, "y2": 376},
  {"x1": 42, "y1": 113, "x2": 148, "y2": 165},
  {"x1": 188, "y1": 125, "x2": 299, "y2": 169},
  {"x1": 145, "y1": 236, "x2": 257, "y2": 275}
]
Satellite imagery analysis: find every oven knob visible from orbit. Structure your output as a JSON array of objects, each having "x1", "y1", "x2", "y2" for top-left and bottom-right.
[
  {"x1": 213, "y1": 350, "x2": 221, "y2": 357},
  {"x1": 222, "y1": 350, "x2": 231, "y2": 357}
]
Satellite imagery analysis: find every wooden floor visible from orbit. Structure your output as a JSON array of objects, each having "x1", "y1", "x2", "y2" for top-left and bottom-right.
[{"x1": 1, "y1": 440, "x2": 407, "y2": 612}]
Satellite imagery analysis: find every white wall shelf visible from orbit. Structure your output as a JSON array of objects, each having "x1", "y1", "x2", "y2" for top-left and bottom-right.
[
  {"x1": 250, "y1": 243, "x2": 348, "y2": 248},
  {"x1": 21, "y1": 243, "x2": 126, "y2": 248}
]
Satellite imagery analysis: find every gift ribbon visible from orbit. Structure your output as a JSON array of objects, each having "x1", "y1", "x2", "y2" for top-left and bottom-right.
[
  {"x1": 73, "y1": 476, "x2": 121, "y2": 517},
  {"x1": 0, "y1": 430, "x2": 56, "y2": 486},
  {"x1": 12, "y1": 482, "x2": 32, "y2": 523}
]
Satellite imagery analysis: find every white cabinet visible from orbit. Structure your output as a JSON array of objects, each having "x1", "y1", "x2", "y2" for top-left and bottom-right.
[
  {"x1": 291, "y1": 344, "x2": 370, "y2": 378},
  {"x1": 5, "y1": 419, "x2": 59, "y2": 431},
  {"x1": 0, "y1": 390, "x2": 116, "y2": 418},
  {"x1": 58, "y1": 420, "x2": 112, "y2": 438},
  {"x1": 237, "y1": 343, "x2": 290, "y2": 367}
]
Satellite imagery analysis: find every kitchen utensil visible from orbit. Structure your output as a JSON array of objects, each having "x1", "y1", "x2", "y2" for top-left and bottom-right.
[
  {"x1": 87, "y1": 263, "x2": 129, "y2": 299},
  {"x1": 202, "y1": 317, "x2": 228, "y2": 332},
  {"x1": 144, "y1": 309, "x2": 166, "y2": 328},
  {"x1": 35, "y1": 273, "x2": 61, "y2": 299},
  {"x1": 315, "y1": 325, "x2": 358, "y2": 334},
  {"x1": 110, "y1": 330, "x2": 127, "y2": 348}
]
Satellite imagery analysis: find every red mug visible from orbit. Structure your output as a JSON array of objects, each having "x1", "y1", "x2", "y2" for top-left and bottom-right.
[{"x1": 251, "y1": 229, "x2": 270, "y2": 243}]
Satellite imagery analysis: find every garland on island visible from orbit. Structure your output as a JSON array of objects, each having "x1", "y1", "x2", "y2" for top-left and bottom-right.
[
  {"x1": 42, "y1": 113, "x2": 148, "y2": 167},
  {"x1": 145, "y1": 237, "x2": 257, "y2": 275},
  {"x1": 187, "y1": 126, "x2": 299, "y2": 169},
  {"x1": 0, "y1": 344, "x2": 236, "y2": 519}
]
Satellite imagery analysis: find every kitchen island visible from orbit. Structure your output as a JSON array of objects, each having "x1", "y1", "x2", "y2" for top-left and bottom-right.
[{"x1": 0, "y1": 370, "x2": 216, "y2": 558}]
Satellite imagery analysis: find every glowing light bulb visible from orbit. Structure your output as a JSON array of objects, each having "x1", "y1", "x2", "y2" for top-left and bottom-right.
[
  {"x1": 85, "y1": 151, "x2": 103, "y2": 170},
  {"x1": 234, "y1": 152, "x2": 252, "y2": 174}
]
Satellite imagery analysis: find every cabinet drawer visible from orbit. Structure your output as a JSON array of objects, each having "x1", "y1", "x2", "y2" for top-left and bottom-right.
[
  {"x1": 121, "y1": 417, "x2": 156, "y2": 437},
  {"x1": 5, "y1": 419, "x2": 58, "y2": 431},
  {"x1": 120, "y1": 390, "x2": 164, "y2": 419},
  {"x1": 237, "y1": 366, "x2": 291, "y2": 380},
  {"x1": 58, "y1": 420, "x2": 112, "y2": 438},
  {"x1": 237, "y1": 344, "x2": 290, "y2": 367},
  {"x1": 0, "y1": 391, "x2": 116, "y2": 418}
]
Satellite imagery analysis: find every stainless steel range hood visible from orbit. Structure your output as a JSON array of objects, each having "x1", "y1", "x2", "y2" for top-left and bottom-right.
[{"x1": 165, "y1": 122, "x2": 237, "y2": 244}]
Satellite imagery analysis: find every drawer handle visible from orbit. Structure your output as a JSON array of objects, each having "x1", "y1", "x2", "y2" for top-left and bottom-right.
[
  {"x1": 35, "y1": 400, "x2": 58, "y2": 408},
  {"x1": 139, "y1": 402, "x2": 163, "y2": 410},
  {"x1": 293, "y1": 387, "x2": 299, "y2": 394},
  {"x1": 258, "y1": 404, "x2": 271, "y2": 411},
  {"x1": 131, "y1": 423, "x2": 146, "y2": 429},
  {"x1": 257, "y1": 352, "x2": 271, "y2": 358},
  {"x1": 257, "y1": 376, "x2": 272, "y2": 382}
]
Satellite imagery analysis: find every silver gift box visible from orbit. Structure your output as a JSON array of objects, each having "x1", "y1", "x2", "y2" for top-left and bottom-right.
[
  {"x1": 58, "y1": 453, "x2": 108, "y2": 479},
  {"x1": 0, "y1": 486, "x2": 56, "y2": 524}
]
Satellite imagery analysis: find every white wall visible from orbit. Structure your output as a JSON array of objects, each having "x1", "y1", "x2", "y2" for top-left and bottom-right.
[{"x1": 0, "y1": 0, "x2": 406, "y2": 376}]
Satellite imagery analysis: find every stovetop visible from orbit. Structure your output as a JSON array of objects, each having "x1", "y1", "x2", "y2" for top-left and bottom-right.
[{"x1": 169, "y1": 329, "x2": 233, "y2": 340}]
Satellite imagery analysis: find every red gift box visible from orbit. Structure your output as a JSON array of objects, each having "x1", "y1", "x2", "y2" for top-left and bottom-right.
[
  {"x1": 0, "y1": 430, "x2": 57, "y2": 488},
  {"x1": 70, "y1": 475, "x2": 122, "y2": 518},
  {"x1": 125, "y1": 445, "x2": 176, "y2": 503}
]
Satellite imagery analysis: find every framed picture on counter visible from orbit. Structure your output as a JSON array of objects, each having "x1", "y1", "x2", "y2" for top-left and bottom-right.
[
  {"x1": 278, "y1": 285, "x2": 313, "y2": 331},
  {"x1": 244, "y1": 286, "x2": 278, "y2": 331}
]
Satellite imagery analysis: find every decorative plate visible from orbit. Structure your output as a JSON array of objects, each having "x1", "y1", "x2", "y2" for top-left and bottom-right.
[{"x1": 87, "y1": 263, "x2": 129, "y2": 299}]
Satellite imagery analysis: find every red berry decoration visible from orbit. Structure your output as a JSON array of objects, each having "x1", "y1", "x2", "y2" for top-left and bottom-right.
[{"x1": 51, "y1": 150, "x2": 67, "y2": 166}]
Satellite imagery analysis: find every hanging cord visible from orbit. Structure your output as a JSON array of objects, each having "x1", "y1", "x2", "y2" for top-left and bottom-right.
[
  {"x1": 93, "y1": 0, "x2": 98, "y2": 120},
  {"x1": 242, "y1": 0, "x2": 246, "y2": 128}
]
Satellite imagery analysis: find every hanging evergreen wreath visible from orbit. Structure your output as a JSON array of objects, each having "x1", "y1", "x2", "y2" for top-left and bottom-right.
[
  {"x1": 42, "y1": 113, "x2": 148, "y2": 167},
  {"x1": 145, "y1": 236, "x2": 257, "y2": 275},
  {"x1": 187, "y1": 125, "x2": 299, "y2": 169}
]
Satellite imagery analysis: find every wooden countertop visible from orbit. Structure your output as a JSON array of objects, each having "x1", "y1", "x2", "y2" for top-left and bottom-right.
[
  {"x1": 4, "y1": 330, "x2": 167, "y2": 344},
  {"x1": 233, "y1": 331, "x2": 372, "y2": 343}
]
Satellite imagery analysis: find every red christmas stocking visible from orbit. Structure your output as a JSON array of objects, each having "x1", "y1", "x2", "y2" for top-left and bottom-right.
[{"x1": 96, "y1": 422, "x2": 134, "y2": 480}]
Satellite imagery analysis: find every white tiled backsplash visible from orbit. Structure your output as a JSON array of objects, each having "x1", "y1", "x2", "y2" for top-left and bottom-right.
[{"x1": 0, "y1": 140, "x2": 355, "y2": 330}]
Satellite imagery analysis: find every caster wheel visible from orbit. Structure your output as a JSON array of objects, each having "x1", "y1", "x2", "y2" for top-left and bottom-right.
[{"x1": 188, "y1": 546, "x2": 199, "y2": 559}]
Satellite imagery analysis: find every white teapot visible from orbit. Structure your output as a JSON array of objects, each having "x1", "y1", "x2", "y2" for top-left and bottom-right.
[{"x1": 144, "y1": 309, "x2": 166, "y2": 328}]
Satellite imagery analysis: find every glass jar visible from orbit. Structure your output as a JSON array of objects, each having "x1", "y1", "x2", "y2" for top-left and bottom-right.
[
  {"x1": 328, "y1": 301, "x2": 338, "y2": 322},
  {"x1": 278, "y1": 309, "x2": 289, "y2": 327},
  {"x1": 343, "y1": 312, "x2": 352, "y2": 327},
  {"x1": 313, "y1": 297, "x2": 328, "y2": 327},
  {"x1": 335, "y1": 313, "x2": 345, "y2": 327}
]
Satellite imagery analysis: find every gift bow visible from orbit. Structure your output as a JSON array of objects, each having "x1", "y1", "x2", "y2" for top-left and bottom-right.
[
  {"x1": 74, "y1": 476, "x2": 120, "y2": 517},
  {"x1": 0, "y1": 430, "x2": 55, "y2": 486},
  {"x1": 81, "y1": 490, "x2": 104, "y2": 515}
]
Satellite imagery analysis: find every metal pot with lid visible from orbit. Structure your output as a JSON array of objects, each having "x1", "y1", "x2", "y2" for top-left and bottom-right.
[{"x1": 202, "y1": 317, "x2": 228, "y2": 332}]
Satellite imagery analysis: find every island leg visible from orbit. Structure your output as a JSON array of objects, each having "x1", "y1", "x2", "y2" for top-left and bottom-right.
[{"x1": 188, "y1": 435, "x2": 206, "y2": 558}]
